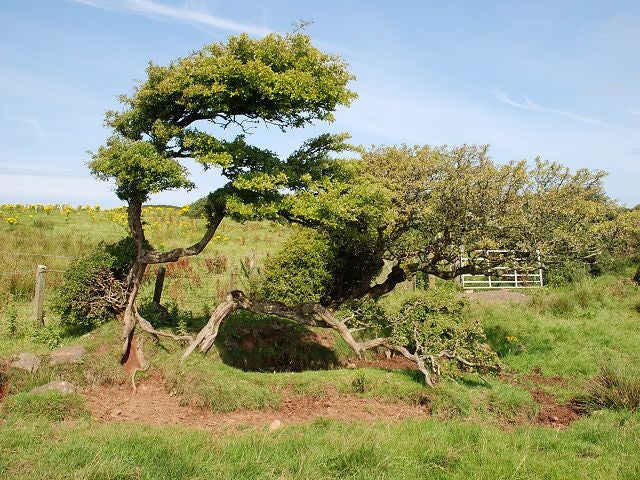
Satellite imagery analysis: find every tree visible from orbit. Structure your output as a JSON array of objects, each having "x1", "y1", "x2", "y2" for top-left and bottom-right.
[
  {"x1": 89, "y1": 32, "x2": 356, "y2": 361},
  {"x1": 184, "y1": 145, "x2": 615, "y2": 385}
]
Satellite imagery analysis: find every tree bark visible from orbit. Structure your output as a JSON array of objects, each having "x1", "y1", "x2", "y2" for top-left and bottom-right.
[
  {"x1": 181, "y1": 289, "x2": 438, "y2": 385},
  {"x1": 120, "y1": 202, "x2": 224, "y2": 363}
]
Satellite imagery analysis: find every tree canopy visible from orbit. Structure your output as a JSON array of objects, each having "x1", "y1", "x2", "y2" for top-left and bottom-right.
[{"x1": 86, "y1": 32, "x2": 357, "y2": 367}]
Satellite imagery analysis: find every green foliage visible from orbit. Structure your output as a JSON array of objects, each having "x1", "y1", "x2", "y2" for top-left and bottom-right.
[
  {"x1": 545, "y1": 260, "x2": 590, "y2": 286},
  {"x1": 89, "y1": 136, "x2": 194, "y2": 203},
  {"x1": 1, "y1": 391, "x2": 88, "y2": 422},
  {"x1": 94, "y1": 32, "x2": 356, "y2": 226},
  {"x1": 390, "y1": 284, "x2": 500, "y2": 376},
  {"x1": 29, "y1": 324, "x2": 63, "y2": 349},
  {"x1": 108, "y1": 33, "x2": 356, "y2": 141},
  {"x1": 6, "y1": 304, "x2": 17, "y2": 335},
  {"x1": 256, "y1": 228, "x2": 335, "y2": 306},
  {"x1": 52, "y1": 237, "x2": 141, "y2": 330}
]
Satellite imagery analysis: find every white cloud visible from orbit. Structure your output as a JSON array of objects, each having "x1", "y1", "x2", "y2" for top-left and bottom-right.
[
  {"x1": 493, "y1": 88, "x2": 606, "y2": 126},
  {"x1": 13, "y1": 117, "x2": 48, "y2": 142},
  {"x1": 70, "y1": 0, "x2": 273, "y2": 36}
]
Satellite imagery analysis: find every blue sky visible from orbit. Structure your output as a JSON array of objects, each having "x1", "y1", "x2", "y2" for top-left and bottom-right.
[{"x1": 1, "y1": 0, "x2": 638, "y2": 207}]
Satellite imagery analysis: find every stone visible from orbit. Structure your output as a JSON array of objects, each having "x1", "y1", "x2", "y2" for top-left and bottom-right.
[
  {"x1": 30, "y1": 380, "x2": 77, "y2": 394},
  {"x1": 269, "y1": 419, "x2": 282, "y2": 432},
  {"x1": 49, "y1": 345, "x2": 86, "y2": 366},
  {"x1": 10, "y1": 352, "x2": 41, "y2": 373}
]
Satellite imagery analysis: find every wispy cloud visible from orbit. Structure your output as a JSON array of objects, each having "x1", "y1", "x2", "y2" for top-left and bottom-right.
[
  {"x1": 70, "y1": 0, "x2": 273, "y2": 36},
  {"x1": 13, "y1": 117, "x2": 48, "y2": 142},
  {"x1": 628, "y1": 110, "x2": 640, "y2": 116},
  {"x1": 0, "y1": 165, "x2": 86, "y2": 177},
  {"x1": 493, "y1": 88, "x2": 606, "y2": 126}
]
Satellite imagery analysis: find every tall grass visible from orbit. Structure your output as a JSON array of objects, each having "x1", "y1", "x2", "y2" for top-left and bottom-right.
[{"x1": 575, "y1": 365, "x2": 640, "y2": 412}]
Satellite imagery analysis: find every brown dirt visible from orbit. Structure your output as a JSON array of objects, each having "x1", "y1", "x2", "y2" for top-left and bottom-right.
[
  {"x1": 352, "y1": 354, "x2": 418, "y2": 371},
  {"x1": 465, "y1": 290, "x2": 529, "y2": 303},
  {"x1": 84, "y1": 370, "x2": 430, "y2": 432},
  {"x1": 500, "y1": 370, "x2": 583, "y2": 428},
  {"x1": 531, "y1": 389, "x2": 581, "y2": 428},
  {"x1": 522, "y1": 367, "x2": 568, "y2": 387}
]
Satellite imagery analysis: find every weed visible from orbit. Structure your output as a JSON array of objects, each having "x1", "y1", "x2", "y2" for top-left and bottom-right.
[{"x1": 6, "y1": 304, "x2": 17, "y2": 335}]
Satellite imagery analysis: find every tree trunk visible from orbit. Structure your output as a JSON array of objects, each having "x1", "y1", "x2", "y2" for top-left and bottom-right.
[
  {"x1": 181, "y1": 289, "x2": 436, "y2": 385},
  {"x1": 119, "y1": 202, "x2": 223, "y2": 362}
]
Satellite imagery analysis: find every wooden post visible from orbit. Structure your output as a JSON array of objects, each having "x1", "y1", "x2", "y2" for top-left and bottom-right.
[
  {"x1": 153, "y1": 266, "x2": 166, "y2": 305},
  {"x1": 33, "y1": 265, "x2": 47, "y2": 326},
  {"x1": 230, "y1": 267, "x2": 238, "y2": 290},
  {"x1": 428, "y1": 274, "x2": 436, "y2": 289}
]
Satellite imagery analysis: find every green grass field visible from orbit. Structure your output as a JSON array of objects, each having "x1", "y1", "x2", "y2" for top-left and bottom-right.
[{"x1": 1, "y1": 204, "x2": 640, "y2": 479}]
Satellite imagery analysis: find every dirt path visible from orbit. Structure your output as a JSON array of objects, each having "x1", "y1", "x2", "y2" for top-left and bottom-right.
[{"x1": 84, "y1": 371, "x2": 430, "y2": 432}]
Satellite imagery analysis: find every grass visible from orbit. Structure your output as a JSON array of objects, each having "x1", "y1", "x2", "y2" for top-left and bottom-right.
[
  {"x1": 1, "y1": 413, "x2": 640, "y2": 479},
  {"x1": 1, "y1": 391, "x2": 88, "y2": 422},
  {"x1": 477, "y1": 274, "x2": 640, "y2": 391},
  {"x1": 0, "y1": 204, "x2": 291, "y2": 322},
  {"x1": 575, "y1": 365, "x2": 640, "y2": 412}
]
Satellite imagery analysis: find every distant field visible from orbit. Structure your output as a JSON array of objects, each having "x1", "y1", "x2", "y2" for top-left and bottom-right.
[{"x1": 0, "y1": 203, "x2": 291, "y2": 319}]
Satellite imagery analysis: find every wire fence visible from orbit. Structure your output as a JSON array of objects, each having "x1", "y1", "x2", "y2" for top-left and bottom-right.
[{"x1": 0, "y1": 250, "x2": 258, "y2": 324}]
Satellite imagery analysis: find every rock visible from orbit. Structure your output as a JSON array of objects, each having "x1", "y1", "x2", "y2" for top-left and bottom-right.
[
  {"x1": 347, "y1": 363, "x2": 357, "y2": 369},
  {"x1": 269, "y1": 419, "x2": 282, "y2": 432},
  {"x1": 30, "y1": 380, "x2": 77, "y2": 394},
  {"x1": 10, "y1": 353, "x2": 41, "y2": 373},
  {"x1": 49, "y1": 345, "x2": 86, "y2": 366}
]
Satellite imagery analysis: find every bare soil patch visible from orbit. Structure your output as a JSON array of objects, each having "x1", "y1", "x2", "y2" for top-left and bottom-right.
[
  {"x1": 84, "y1": 370, "x2": 430, "y2": 432},
  {"x1": 352, "y1": 354, "x2": 418, "y2": 371},
  {"x1": 500, "y1": 370, "x2": 583, "y2": 428},
  {"x1": 531, "y1": 389, "x2": 581, "y2": 427},
  {"x1": 465, "y1": 290, "x2": 528, "y2": 303}
]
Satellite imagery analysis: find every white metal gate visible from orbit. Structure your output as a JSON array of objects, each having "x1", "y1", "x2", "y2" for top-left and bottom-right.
[{"x1": 460, "y1": 250, "x2": 543, "y2": 290}]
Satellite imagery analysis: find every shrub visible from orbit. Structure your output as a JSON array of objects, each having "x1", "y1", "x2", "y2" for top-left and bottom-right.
[
  {"x1": 52, "y1": 237, "x2": 142, "y2": 330},
  {"x1": 390, "y1": 284, "x2": 500, "y2": 378},
  {"x1": 545, "y1": 260, "x2": 589, "y2": 286},
  {"x1": 256, "y1": 228, "x2": 335, "y2": 306}
]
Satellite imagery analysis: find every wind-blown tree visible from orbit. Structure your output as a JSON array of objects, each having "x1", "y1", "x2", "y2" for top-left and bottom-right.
[
  {"x1": 184, "y1": 144, "x2": 615, "y2": 384},
  {"x1": 89, "y1": 32, "x2": 356, "y2": 359}
]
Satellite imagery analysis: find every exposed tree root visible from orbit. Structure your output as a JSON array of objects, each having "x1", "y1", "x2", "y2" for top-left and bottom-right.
[{"x1": 179, "y1": 290, "x2": 491, "y2": 386}]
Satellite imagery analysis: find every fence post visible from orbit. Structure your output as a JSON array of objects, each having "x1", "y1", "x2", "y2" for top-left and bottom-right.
[
  {"x1": 33, "y1": 265, "x2": 47, "y2": 326},
  {"x1": 153, "y1": 266, "x2": 166, "y2": 305},
  {"x1": 428, "y1": 274, "x2": 436, "y2": 289},
  {"x1": 230, "y1": 267, "x2": 238, "y2": 290}
]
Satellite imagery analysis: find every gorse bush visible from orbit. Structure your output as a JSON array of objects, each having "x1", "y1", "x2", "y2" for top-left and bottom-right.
[{"x1": 52, "y1": 237, "x2": 143, "y2": 330}]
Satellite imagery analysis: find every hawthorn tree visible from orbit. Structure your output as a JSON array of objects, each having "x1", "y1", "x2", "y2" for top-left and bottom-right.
[
  {"x1": 89, "y1": 32, "x2": 356, "y2": 360},
  {"x1": 183, "y1": 145, "x2": 616, "y2": 385}
]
